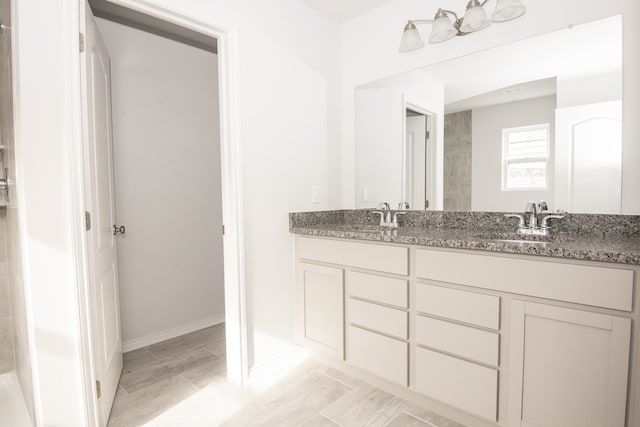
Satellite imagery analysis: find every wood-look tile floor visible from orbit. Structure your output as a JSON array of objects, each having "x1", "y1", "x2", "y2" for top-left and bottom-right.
[{"x1": 108, "y1": 325, "x2": 466, "y2": 427}]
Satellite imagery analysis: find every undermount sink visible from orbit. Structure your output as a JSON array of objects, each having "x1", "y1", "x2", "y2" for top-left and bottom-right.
[
  {"x1": 494, "y1": 238, "x2": 550, "y2": 246},
  {"x1": 333, "y1": 224, "x2": 386, "y2": 233},
  {"x1": 474, "y1": 232, "x2": 575, "y2": 244}
]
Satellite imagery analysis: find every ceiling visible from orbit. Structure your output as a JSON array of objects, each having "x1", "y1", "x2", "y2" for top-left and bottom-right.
[{"x1": 299, "y1": 0, "x2": 396, "y2": 22}]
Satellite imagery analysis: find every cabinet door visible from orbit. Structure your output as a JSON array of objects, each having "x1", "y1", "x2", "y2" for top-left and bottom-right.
[
  {"x1": 509, "y1": 301, "x2": 630, "y2": 427},
  {"x1": 297, "y1": 263, "x2": 344, "y2": 359}
]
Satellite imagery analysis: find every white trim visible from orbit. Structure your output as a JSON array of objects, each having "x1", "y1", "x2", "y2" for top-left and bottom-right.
[
  {"x1": 74, "y1": 1, "x2": 100, "y2": 425},
  {"x1": 247, "y1": 346, "x2": 308, "y2": 382},
  {"x1": 122, "y1": 315, "x2": 225, "y2": 352},
  {"x1": 402, "y1": 98, "x2": 436, "y2": 210}
]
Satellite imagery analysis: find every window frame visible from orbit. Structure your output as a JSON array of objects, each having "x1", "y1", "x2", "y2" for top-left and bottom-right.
[{"x1": 501, "y1": 123, "x2": 551, "y2": 192}]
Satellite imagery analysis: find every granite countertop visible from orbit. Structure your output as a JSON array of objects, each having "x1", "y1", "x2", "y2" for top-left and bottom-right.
[{"x1": 289, "y1": 211, "x2": 640, "y2": 265}]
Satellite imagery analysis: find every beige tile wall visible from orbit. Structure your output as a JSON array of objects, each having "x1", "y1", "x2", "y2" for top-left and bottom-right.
[
  {"x1": 444, "y1": 111, "x2": 472, "y2": 211},
  {"x1": 0, "y1": 0, "x2": 12, "y2": 375},
  {"x1": 1, "y1": 0, "x2": 35, "y2": 419},
  {"x1": 0, "y1": 253, "x2": 12, "y2": 374}
]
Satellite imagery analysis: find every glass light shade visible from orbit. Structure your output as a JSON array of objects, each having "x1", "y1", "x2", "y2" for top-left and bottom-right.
[
  {"x1": 428, "y1": 15, "x2": 457, "y2": 43},
  {"x1": 398, "y1": 23, "x2": 425, "y2": 53},
  {"x1": 491, "y1": 0, "x2": 526, "y2": 22},
  {"x1": 460, "y1": 5, "x2": 491, "y2": 33}
]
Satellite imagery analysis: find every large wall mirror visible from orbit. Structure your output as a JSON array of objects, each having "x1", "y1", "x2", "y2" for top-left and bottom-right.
[{"x1": 354, "y1": 15, "x2": 626, "y2": 214}]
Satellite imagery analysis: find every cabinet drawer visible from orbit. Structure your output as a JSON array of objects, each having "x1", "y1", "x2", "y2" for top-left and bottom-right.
[
  {"x1": 349, "y1": 271, "x2": 408, "y2": 308},
  {"x1": 297, "y1": 236, "x2": 409, "y2": 275},
  {"x1": 348, "y1": 298, "x2": 408, "y2": 339},
  {"x1": 416, "y1": 315, "x2": 499, "y2": 366},
  {"x1": 348, "y1": 326, "x2": 408, "y2": 386},
  {"x1": 415, "y1": 347, "x2": 498, "y2": 421},
  {"x1": 416, "y1": 248, "x2": 633, "y2": 311},
  {"x1": 416, "y1": 283, "x2": 500, "y2": 330}
]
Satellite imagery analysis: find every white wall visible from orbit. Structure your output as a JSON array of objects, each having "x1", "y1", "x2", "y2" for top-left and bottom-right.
[
  {"x1": 99, "y1": 0, "x2": 342, "y2": 371},
  {"x1": 95, "y1": 18, "x2": 225, "y2": 345},
  {"x1": 355, "y1": 70, "x2": 444, "y2": 209},
  {"x1": 97, "y1": 0, "x2": 342, "y2": 373},
  {"x1": 14, "y1": 0, "x2": 341, "y2": 423},
  {"x1": 557, "y1": 69, "x2": 622, "y2": 108},
  {"x1": 340, "y1": 0, "x2": 640, "y2": 214},
  {"x1": 472, "y1": 96, "x2": 556, "y2": 212},
  {"x1": 13, "y1": 0, "x2": 89, "y2": 424}
]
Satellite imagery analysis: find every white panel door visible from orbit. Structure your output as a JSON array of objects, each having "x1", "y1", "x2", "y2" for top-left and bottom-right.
[
  {"x1": 81, "y1": 3, "x2": 123, "y2": 425},
  {"x1": 555, "y1": 101, "x2": 622, "y2": 213},
  {"x1": 509, "y1": 301, "x2": 630, "y2": 427},
  {"x1": 405, "y1": 115, "x2": 427, "y2": 209}
]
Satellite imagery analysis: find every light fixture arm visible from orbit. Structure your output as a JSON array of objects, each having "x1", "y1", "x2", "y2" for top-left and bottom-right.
[
  {"x1": 399, "y1": 0, "x2": 526, "y2": 52},
  {"x1": 408, "y1": 7, "x2": 474, "y2": 38}
]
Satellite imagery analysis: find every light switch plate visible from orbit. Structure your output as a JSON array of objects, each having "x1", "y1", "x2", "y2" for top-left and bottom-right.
[
  {"x1": 362, "y1": 187, "x2": 369, "y2": 202},
  {"x1": 311, "y1": 185, "x2": 320, "y2": 203}
]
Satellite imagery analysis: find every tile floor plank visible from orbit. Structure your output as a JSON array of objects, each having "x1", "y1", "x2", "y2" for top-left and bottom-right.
[
  {"x1": 203, "y1": 337, "x2": 226, "y2": 357},
  {"x1": 146, "y1": 325, "x2": 225, "y2": 359},
  {"x1": 109, "y1": 325, "x2": 466, "y2": 427},
  {"x1": 122, "y1": 348, "x2": 158, "y2": 371},
  {"x1": 238, "y1": 371, "x2": 352, "y2": 427},
  {"x1": 301, "y1": 414, "x2": 342, "y2": 427},
  {"x1": 386, "y1": 412, "x2": 435, "y2": 427},
  {"x1": 321, "y1": 384, "x2": 407, "y2": 427},
  {"x1": 107, "y1": 376, "x2": 199, "y2": 427},
  {"x1": 119, "y1": 347, "x2": 219, "y2": 393}
]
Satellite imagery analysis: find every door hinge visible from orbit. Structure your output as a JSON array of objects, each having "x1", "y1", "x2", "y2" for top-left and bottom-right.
[
  {"x1": 222, "y1": 225, "x2": 225, "y2": 235},
  {"x1": 425, "y1": 130, "x2": 430, "y2": 140},
  {"x1": 85, "y1": 211, "x2": 91, "y2": 231},
  {"x1": 425, "y1": 200, "x2": 430, "y2": 209},
  {"x1": 79, "y1": 33, "x2": 85, "y2": 53},
  {"x1": 96, "y1": 380, "x2": 101, "y2": 399}
]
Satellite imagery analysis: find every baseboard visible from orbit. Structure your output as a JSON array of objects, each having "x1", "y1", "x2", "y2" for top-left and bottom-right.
[
  {"x1": 248, "y1": 345, "x2": 308, "y2": 383},
  {"x1": 122, "y1": 314, "x2": 225, "y2": 352}
]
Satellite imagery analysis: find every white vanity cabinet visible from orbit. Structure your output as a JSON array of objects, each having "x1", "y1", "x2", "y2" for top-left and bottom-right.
[
  {"x1": 295, "y1": 236, "x2": 410, "y2": 382},
  {"x1": 414, "y1": 278, "x2": 501, "y2": 421},
  {"x1": 296, "y1": 262, "x2": 344, "y2": 358},
  {"x1": 508, "y1": 301, "x2": 630, "y2": 427},
  {"x1": 415, "y1": 247, "x2": 634, "y2": 427},
  {"x1": 347, "y1": 271, "x2": 409, "y2": 386},
  {"x1": 294, "y1": 235, "x2": 638, "y2": 427}
]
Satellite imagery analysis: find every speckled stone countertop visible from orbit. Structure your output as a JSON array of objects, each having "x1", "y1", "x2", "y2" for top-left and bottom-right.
[{"x1": 289, "y1": 210, "x2": 640, "y2": 265}]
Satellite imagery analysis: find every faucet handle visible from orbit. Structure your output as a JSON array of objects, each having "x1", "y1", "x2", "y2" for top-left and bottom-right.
[
  {"x1": 398, "y1": 202, "x2": 410, "y2": 210},
  {"x1": 538, "y1": 200, "x2": 549, "y2": 212},
  {"x1": 541, "y1": 214, "x2": 565, "y2": 229},
  {"x1": 372, "y1": 210, "x2": 385, "y2": 226},
  {"x1": 504, "y1": 214, "x2": 525, "y2": 229},
  {"x1": 525, "y1": 201, "x2": 537, "y2": 214},
  {"x1": 392, "y1": 211, "x2": 407, "y2": 227},
  {"x1": 376, "y1": 202, "x2": 390, "y2": 211}
]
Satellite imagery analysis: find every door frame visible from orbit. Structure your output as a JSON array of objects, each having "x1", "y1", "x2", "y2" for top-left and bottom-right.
[
  {"x1": 74, "y1": 0, "x2": 247, "y2": 424},
  {"x1": 402, "y1": 99, "x2": 436, "y2": 210}
]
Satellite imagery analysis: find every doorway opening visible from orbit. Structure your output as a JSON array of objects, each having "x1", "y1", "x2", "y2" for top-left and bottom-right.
[
  {"x1": 81, "y1": 1, "x2": 246, "y2": 425},
  {"x1": 403, "y1": 104, "x2": 434, "y2": 210}
]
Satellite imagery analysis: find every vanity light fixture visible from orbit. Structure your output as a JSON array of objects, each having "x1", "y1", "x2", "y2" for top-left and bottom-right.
[{"x1": 399, "y1": 0, "x2": 526, "y2": 53}]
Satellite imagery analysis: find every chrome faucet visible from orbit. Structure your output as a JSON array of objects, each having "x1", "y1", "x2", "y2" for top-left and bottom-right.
[
  {"x1": 391, "y1": 211, "x2": 407, "y2": 228},
  {"x1": 504, "y1": 201, "x2": 565, "y2": 236},
  {"x1": 524, "y1": 201, "x2": 538, "y2": 229},
  {"x1": 373, "y1": 202, "x2": 406, "y2": 228},
  {"x1": 373, "y1": 202, "x2": 392, "y2": 227}
]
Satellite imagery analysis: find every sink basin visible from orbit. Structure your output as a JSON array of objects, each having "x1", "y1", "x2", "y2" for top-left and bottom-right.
[
  {"x1": 494, "y1": 238, "x2": 550, "y2": 246},
  {"x1": 332, "y1": 224, "x2": 386, "y2": 233},
  {"x1": 474, "y1": 232, "x2": 575, "y2": 244}
]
